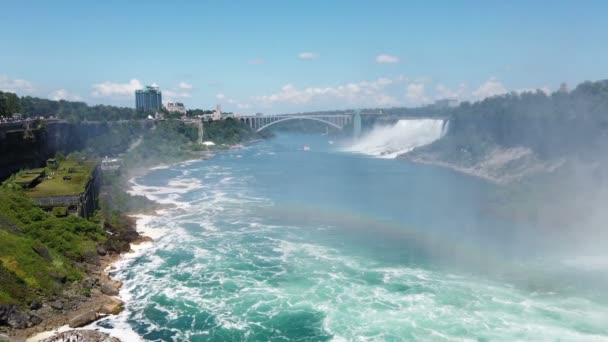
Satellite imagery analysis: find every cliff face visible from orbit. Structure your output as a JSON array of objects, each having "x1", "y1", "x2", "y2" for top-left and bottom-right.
[
  {"x1": 0, "y1": 123, "x2": 60, "y2": 181},
  {"x1": 0, "y1": 121, "x2": 144, "y2": 181}
]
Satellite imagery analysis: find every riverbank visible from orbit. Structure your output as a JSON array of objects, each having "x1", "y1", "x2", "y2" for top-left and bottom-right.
[
  {"x1": 12, "y1": 252, "x2": 126, "y2": 341},
  {"x1": 21, "y1": 153, "x2": 216, "y2": 342},
  {"x1": 23, "y1": 234, "x2": 155, "y2": 342},
  {"x1": 402, "y1": 146, "x2": 565, "y2": 185}
]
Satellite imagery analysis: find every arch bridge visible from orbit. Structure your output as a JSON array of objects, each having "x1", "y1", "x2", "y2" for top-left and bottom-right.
[{"x1": 239, "y1": 114, "x2": 354, "y2": 132}]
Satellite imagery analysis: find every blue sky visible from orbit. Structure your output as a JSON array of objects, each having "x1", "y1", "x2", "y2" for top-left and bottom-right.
[{"x1": 1, "y1": 1, "x2": 607, "y2": 114}]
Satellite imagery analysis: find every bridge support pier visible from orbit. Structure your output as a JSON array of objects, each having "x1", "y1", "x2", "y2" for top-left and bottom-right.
[
  {"x1": 197, "y1": 120, "x2": 203, "y2": 145},
  {"x1": 353, "y1": 110, "x2": 361, "y2": 140}
]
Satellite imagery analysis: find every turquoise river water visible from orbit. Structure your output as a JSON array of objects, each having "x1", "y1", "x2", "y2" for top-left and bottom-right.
[{"x1": 92, "y1": 132, "x2": 608, "y2": 341}]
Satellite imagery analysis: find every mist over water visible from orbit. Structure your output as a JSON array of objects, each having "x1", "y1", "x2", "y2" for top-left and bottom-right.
[
  {"x1": 92, "y1": 133, "x2": 608, "y2": 341},
  {"x1": 344, "y1": 119, "x2": 446, "y2": 158}
]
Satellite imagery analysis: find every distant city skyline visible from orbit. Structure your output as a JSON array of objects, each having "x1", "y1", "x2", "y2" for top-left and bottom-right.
[{"x1": 1, "y1": 1, "x2": 607, "y2": 114}]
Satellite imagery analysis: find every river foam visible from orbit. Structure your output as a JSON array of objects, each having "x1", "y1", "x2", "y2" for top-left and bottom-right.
[{"x1": 87, "y1": 137, "x2": 608, "y2": 341}]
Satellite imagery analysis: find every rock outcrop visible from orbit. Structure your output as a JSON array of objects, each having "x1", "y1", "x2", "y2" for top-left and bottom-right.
[
  {"x1": 68, "y1": 310, "x2": 97, "y2": 328},
  {"x1": 0, "y1": 304, "x2": 42, "y2": 329}
]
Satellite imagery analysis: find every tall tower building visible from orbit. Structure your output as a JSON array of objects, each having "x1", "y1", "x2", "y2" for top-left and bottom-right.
[
  {"x1": 135, "y1": 85, "x2": 162, "y2": 111},
  {"x1": 213, "y1": 104, "x2": 222, "y2": 120}
]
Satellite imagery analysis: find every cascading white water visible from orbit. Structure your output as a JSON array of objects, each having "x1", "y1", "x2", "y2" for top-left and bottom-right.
[{"x1": 344, "y1": 119, "x2": 447, "y2": 158}]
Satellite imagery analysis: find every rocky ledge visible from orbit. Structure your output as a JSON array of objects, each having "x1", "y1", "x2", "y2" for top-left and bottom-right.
[
  {"x1": 39, "y1": 330, "x2": 120, "y2": 342},
  {"x1": 0, "y1": 258, "x2": 125, "y2": 341}
]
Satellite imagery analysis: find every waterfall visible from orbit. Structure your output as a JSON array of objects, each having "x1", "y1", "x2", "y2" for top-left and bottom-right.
[{"x1": 344, "y1": 119, "x2": 446, "y2": 158}]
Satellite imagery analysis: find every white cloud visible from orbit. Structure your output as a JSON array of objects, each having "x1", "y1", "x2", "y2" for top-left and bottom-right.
[
  {"x1": 253, "y1": 77, "x2": 401, "y2": 107},
  {"x1": 472, "y1": 78, "x2": 508, "y2": 99},
  {"x1": 298, "y1": 52, "x2": 320, "y2": 60},
  {"x1": 376, "y1": 54, "x2": 400, "y2": 64},
  {"x1": 0, "y1": 75, "x2": 35, "y2": 94},
  {"x1": 214, "y1": 93, "x2": 250, "y2": 112},
  {"x1": 435, "y1": 83, "x2": 468, "y2": 100},
  {"x1": 164, "y1": 90, "x2": 191, "y2": 99},
  {"x1": 406, "y1": 82, "x2": 429, "y2": 105},
  {"x1": 91, "y1": 79, "x2": 143, "y2": 97},
  {"x1": 178, "y1": 81, "x2": 193, "y2": 90},
  {"x1": 248, "y1": 58, "x2": 265, "y2": 65},
  {"x1": 49, "y1": 89, "x2": 82, "y2": 101}
]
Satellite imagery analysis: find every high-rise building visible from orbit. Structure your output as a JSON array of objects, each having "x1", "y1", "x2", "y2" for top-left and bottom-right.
[
  {"x1": 559, "y1": 82, "x2": 569, "y2": 94},
  {"x1": 135, "y1": 85, "x2": 162, "y2": 111}
]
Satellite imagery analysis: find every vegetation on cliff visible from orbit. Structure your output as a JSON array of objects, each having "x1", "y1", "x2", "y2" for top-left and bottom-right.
[
  {"x1": 123, "y1": 118, "x2": 265, "y2": 168},
  {"x1": 0, "y1": 191, "x2": 104, "y2": 304},
  {"x1": 407, "y1": 80, "x2": 608, "y2": 182}
]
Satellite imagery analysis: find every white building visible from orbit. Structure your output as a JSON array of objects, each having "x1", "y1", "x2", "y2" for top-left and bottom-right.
[
  {"x1": 213, "y1": 104, "x2": 222, "y2": 120},
  {"x1": 164, "y1": 102, "x2": 187, "y2": 114}
]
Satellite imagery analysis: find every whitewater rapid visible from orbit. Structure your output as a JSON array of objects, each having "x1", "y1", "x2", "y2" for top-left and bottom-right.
[
  {"x1": 86, "y1": 134, "x2": 608, "y2": 341},
  {"x1": 344, "y1": 119, "x2": 446, "y2": 158}
]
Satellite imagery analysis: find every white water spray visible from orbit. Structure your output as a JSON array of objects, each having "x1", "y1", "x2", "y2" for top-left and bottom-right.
[{"x1": 344, "y1": 119, "x2": 447, "y2": 158}]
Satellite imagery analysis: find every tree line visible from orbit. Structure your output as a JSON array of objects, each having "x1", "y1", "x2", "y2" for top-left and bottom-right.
[
  {"x1": 0, "y1": 91, "x2": 228, "y2": 122},
  {"x1": 0, "y1": 91, "x2": 144, "y2": 121},
  {"x1": 445, "y1": 80, "x2": 608, "y2": 159}
]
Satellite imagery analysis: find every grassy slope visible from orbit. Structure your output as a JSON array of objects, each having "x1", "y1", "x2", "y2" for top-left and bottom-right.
[{"x1": 0, "y1": 191, "x2": 104, "y2": 304}]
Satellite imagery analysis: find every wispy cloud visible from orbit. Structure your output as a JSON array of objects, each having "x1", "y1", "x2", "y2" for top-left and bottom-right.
[
  {"x1": 251, "y1": 75, "x2": 550, "y2": 113},
  {"x1": 471, "y1": 77, "x2": 508, "y2": 99},
  {"x1": 216, "y1": 93, "x2": 250, "y2": 111},
  {"x1": 298, "y1": 52, "x2": 320, "y2": 60},
  {"x1": 253, "y1": 77, "x2": 401, "y2": 107},
  {"x1": 405, "y1": 82, "x2": 429, "y2": 105},
  {"x1": 0, "y1": 75, "x2": 35, "y2": 94},
  {"x1": 376, "y1": 54, "x2": 400, "y2": 64},
  {"x1": 164, "y1": 90, "x2": 191, "y2": 101},
  {"x1": 49, "y1": 89, "x2": 82, "y2": 101},
  {"x1": 178, "y1": 81, "x2": 193, "y2": 90},
  {"x1": 91, "y1": 79, "x2": 143, "y2": 97},
  {"x1": 435, "y1": 83, "x2": 468, "y2": 100}
]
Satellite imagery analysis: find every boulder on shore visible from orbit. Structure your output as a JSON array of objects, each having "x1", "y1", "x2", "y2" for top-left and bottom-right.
[
  {"x1": 99, "y1": 298, "x2": 124, "y2": 315},
  {"x1": 49, "y1": 300, "x2": 64, "y2": 310},
  {"x1": 68, "y1": 310, "x2": 98, "y2": 328},
  {"x1": 41, "y1": 329, "x2": 120, "y2": 342},
  {"x1": 100, "y1": 282, "x2": 119, "y2": 296},
  {"x1": 0, "y1": 304, "x2": 29, "y2": 329}
]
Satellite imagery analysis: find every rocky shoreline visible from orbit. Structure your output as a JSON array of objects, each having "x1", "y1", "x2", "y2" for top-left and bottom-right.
[
  {"x1": 14, "y1": 155, "x2": 205, "y2": 342},
  {"x1": 1, "y1": 193, "x2": 160, "y2": 341},
  {"x1": 2, "y1": 233, "x2": 156, "y2": 342}
]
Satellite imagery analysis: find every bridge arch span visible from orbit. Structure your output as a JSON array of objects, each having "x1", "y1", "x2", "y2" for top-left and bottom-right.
[{"x1": 255, "y1": 116, "x2": 343, "y2": 132}]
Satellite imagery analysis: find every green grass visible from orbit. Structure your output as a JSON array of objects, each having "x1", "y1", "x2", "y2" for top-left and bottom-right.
[
  {"x1": 0, "y1": 230, "x2": 78, "y2": 302},
  {"x1": 0, "y1": 190, "x2": 106, "y2": 304},
  {"x1": 51, "y1": 206, "x2": 68, "y2": 217},
  {"x1": 24, "y1": 160, "x2": 97, "y2": 198}
]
